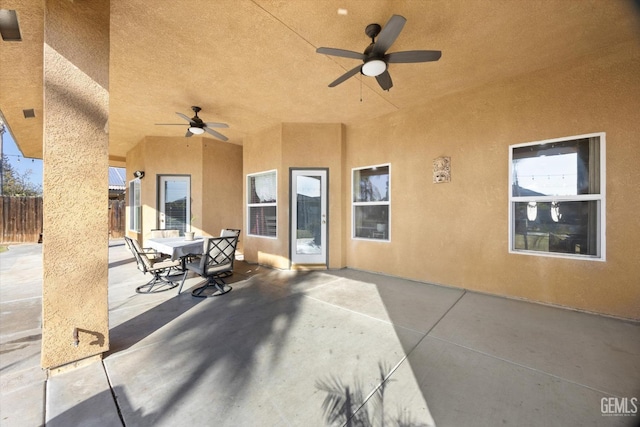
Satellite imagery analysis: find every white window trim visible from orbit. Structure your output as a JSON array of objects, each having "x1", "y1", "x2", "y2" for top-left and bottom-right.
[
  {"x1": 352, "y1": 163, "x2": 391, "y2": 242},
  {"x1": 508, "y1": 132, "x2": 606, "y2": 261},
  {"x1": 247, "y1": 169, "x2": 278, "y2": 239},
  {"x1": 128, "y1": 178, "x2": 141, "y2": 233}
]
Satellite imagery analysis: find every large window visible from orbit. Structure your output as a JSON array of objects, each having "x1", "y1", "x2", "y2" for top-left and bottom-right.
[
  {"x1": 509, "y1": 133, "x2": 605, "y2": 260},
  {"x1": 352, "y1": 164, "x2": 390, "y2": 241},
  {"x1": 247, "y1": 170, "x2": 277, "y2": 238},
  {"x1": 128, "y1": 179, "x2": 141, "y2": 233}
]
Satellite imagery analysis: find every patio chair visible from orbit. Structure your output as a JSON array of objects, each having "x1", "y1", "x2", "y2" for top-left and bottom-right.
[
  {"x1": 150, "y1": 229, "x2": 180, "y2": 238},
  {"x1": 124, "y1": 236, "x2": 185, "y2": 293},
  {"x1": 179, "y1": 234, "x2": 239, "y2": 297}
]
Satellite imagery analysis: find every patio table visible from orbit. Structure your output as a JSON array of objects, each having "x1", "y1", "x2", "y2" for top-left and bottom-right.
[{"x1": 146, "y1": 236, "x2": 205, "y2": 261}]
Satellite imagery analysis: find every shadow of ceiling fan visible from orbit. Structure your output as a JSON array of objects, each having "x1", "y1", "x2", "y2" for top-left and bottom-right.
[{"x1": 155, "y1": 106, "x2": 229, "y2": 141}]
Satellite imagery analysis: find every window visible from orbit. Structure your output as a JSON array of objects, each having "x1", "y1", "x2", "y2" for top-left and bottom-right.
[
  {"x1": 128, "y1": 179, "x2": 141, "y2": 233},
  {"x1": 509, "y1": 133, "x2": 605, "y2": 260},
  {"x1": 159, "y1": 175, "x2": 190, "y2": 233},
  {"x1": 247, "y1": 170, "x2": 277, "y2": 238},
  {"x1": 352, "y1": 164, "x2": 390, "y2": 241}
]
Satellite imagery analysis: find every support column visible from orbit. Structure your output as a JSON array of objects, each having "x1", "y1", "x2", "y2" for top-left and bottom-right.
[{"x1": 41, "y1": 0, "x2": 110, "y2": 369}]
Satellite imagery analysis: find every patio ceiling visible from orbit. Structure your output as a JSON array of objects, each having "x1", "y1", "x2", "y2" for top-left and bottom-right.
[{"x1": 1, "y1": 1, "x2": 639, "y2": 161}]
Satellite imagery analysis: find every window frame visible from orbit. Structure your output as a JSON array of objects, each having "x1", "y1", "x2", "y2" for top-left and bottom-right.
[
  {"x1": 351, "y1": 163, "x2": 391, "y2": 242},
  {"x1": 247, "y1": 169, "x2": 278, "y2": 239},
  {"x1": 128, "y1": 178, "x2": 141, "y2": 233},
  {"x1": 508, "y1": 132, "x2": 606, "y2": 261}
]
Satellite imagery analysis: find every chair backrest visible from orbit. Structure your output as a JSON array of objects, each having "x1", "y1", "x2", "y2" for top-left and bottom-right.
[
  {"x1": 220, "y1": 228, "x2": 241, "y2": 238},
  {"x1": 150, "y1": 229, "x2": 180, "y2": 238},
  {"x1": 125, "y1": 236, "x2": 152, "y2": 273},
  {"x1": 199, "y1": 235, "x2": 239, "y2": 276}
]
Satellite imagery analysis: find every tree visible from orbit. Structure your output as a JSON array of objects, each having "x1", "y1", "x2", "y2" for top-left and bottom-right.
[{"x1": 1, "y1": 154, "x2": 42, "y2": 196}]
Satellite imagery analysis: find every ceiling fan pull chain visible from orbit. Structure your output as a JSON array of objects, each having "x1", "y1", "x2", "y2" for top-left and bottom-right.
[{"x1": 360, "y1": 74, "x2": 363, "y2": 102}]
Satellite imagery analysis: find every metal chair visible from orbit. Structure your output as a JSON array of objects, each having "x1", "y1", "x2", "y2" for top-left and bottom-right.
[
  {"x1": 124, "y1": 236, "x2": 184, "y2": 293},
  {"x1": 180, "y1": 234, "x2": 239, "y2": 297}
]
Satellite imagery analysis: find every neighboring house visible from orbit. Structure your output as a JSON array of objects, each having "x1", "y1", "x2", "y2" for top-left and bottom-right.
[{"x1": 108, "y1": 167, "x2": 125, "y2": 200}]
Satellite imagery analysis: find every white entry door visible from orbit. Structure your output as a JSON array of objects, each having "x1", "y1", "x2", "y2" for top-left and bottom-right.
[
  {"x1": 158, "y1": 175, "x2": 191, "y2": 233},
  {"x1": 291, "y1": 169, "x2": 327, "y2": 265}
]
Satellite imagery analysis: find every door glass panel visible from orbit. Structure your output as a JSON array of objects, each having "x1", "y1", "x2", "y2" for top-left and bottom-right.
[
  {"x1": 295, "y1": 175, "x2": 322, "y2": 255},
  {"x1": 163, "y1": 178, "x2": 189, "y2": 233}
]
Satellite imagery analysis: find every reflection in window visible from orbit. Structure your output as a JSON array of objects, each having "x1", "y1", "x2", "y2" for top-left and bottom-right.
[
  {"x1": 247, "y1": 170, "x2": 277, "y2": 238},
  {"x1": 352, "y1": 165, "x2": 390, "y2": 241},
  {"x1": 162, "y1": 178, "x2": 189, "y2": 233},
  {"x1": 510, "y1": 134, "x2": 605, "y2": 259},
  {"x1": 128, "y1": 179, "x2": 141, "y2": 232}
]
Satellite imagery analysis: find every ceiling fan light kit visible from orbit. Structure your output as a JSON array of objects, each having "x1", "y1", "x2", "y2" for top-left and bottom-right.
[
  {"x1": 316, "y1": 14, "x2": 441, "y2": 90},
  {"x1": 362, "y1": 59, "x2": 386, "y2": 77},
  {"x1": 188, "y1": 126, "x2": 205, "y2": 135}
]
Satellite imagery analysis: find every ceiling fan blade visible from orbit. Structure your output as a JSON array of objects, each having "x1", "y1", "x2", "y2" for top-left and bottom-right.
[
  {"x1": 328, "y1": 64, "x2": 362, "y2": 87},
  {"x1": 185, "y1": 130, "x2": 193, "y2": 137},
  {"x1": 204, "y1": 126, "x2": 229, "y2": 142},
  {"x1": 176, "y1": 112, "x2": 193, "y2": 123},
  {"x1": 372, "y1": 15, "x2": 406, "y2": 56},
  {"x1": 376, "y1": 70, "x2": 393, "y2": 91},
  {"x1": 205, "y1": 122, "x2": 229, "y2": 128},
  {"x1": 385, "y1": 50, "x2": 442, "y2": 63},
  {"x1": 317, "y1": 47, "x2": 366, "y2": 60}
]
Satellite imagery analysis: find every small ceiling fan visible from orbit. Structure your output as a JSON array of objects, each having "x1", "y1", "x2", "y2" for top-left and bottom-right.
[
  {"x1": 155, "y1": 106, "x2": 229, "y2": 141},
  {"x1": 316, "y1": 14, "x2": 441, "y2": 91}
]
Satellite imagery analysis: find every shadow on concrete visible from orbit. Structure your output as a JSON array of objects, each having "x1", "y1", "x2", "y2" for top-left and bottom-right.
[
  {"x1": 106, "y1": 265, "x2": 307, "y2": 425},
  {"x1": 316, "y1": 361, "x2": 430, "y2": 427}
]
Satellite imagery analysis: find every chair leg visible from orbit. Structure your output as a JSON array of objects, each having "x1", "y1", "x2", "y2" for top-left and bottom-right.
[
  {"x1": 177, "y1": 270, "x2": 189, "y2": 295},
  {"x1": 191, "y1": 276, "x2": 232, "y2": 298},
  {"x1": 136, "y1": 272, "x2": 179, "y2": 293}
]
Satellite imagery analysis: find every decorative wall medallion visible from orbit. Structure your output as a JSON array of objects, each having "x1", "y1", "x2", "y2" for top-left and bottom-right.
[{"x1": 433, "y1": 156, "x2": 451, "y2": 183}]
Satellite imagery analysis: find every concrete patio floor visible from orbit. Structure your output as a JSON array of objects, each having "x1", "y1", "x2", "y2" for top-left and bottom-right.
[{"x1": 1, "y1": 241, "x2": 639, "y2": 426}]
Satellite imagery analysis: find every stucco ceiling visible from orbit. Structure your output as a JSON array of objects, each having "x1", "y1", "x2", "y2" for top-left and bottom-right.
[{"x1": 1, "y1": 0, "x2": 639, "y2": 162}]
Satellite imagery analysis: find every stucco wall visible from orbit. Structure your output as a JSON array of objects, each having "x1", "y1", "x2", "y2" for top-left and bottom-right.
[
  {"x1": 202, "y1": 139, "x2": 243, "y2": 250},
  {"x1": 281, "y1": 123, "x2": 346, "y2": 268},
  {"x1": 243, "y1": 123, "x2": 345, "y2": 269},
  {"x1": 345, "y1": 48, "x2": 640, "y2": 319},
  {"x1": 41, "y1": 0, "x2": 110, "y2": 368},
  {"x1": 126, "y1": 136, "x2": 242, "y2": 244},
  {"x1": 243, "y1": 125, "x2": 287, "y2": 268}
]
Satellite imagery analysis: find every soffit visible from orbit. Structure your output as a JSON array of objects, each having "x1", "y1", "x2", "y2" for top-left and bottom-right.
[{"x1": 0, "y1": 0, "x2": 44, "y2": 158}]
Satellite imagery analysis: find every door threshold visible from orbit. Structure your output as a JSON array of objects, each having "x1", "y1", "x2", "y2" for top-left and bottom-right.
[{"x1": 290, "y1": 263, "x2": 327, "y2": 271}]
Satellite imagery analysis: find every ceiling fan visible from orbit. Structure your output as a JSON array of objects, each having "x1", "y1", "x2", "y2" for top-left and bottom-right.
[
  {"x1": 155, "y1": 106, "x2": 229, "y2": 141},
  {"x1": 316, "y1": 15, "x2": 441, "y2": 91}
]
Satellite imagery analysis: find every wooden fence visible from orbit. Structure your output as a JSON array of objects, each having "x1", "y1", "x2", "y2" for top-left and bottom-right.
[
  {"x1": 109, "y1": 199, "x2": 126, "y2": 238},
  {"x1": 1, "y1": 196, "x2": 43, "y2": 243},
  {"x1": 0, "y1": 196, "x2": 126, "y2": 243}
]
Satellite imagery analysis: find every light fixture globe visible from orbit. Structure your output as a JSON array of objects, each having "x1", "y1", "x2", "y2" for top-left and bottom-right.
[
  {"x1": 189, "y1": 126, "x2": 205, "y2": 135},
  {"x1": 361, "y1": 59, "x2": 386, "y2": 77}
]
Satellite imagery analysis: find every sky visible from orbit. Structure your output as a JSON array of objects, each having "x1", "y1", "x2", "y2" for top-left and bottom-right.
[{"x1": 1, "y1": 129, "x2": 43, "y2": 187}]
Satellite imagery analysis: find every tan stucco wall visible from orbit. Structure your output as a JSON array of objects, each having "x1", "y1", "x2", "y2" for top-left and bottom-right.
[
  {"x1": 243, "y1": 123, "x2": 345, "y2": 269},
  {"x1": 202, "y1": 139, "x2": 243, "y2": 248},
  {"x1": 282, "y1": 123, "x2": 346, "y2": 268},
  {"x1": 126, "y1": 136, "x2": 243, "y2": 246},
  {"x1": 243, "y1": 125, "x2": 287, "y2": 268},
  {"x1": 345, "y1": 47, "x2": 640, "y2": 319},
  {"x1": 41, "y1": 0, "x2": 110, "y2": 368}
]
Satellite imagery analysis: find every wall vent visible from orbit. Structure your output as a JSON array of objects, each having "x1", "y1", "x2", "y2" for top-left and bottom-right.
[{"x1": 23, "y1": 109, "x2": 36, "y2": 119}]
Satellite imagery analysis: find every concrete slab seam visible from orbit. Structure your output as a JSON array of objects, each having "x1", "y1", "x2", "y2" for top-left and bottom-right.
[{"x1": 425, "y1": 334, "x2": 625, "y2": 398}]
